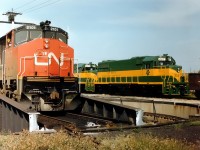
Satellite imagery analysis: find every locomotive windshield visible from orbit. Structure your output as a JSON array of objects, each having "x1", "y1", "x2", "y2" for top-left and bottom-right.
[
  {"x1": 44, "y1": 31, "x2": 55, "y2": 39},
  {"x1": 82, "y1": 64, "x2": 97, "y2": 72},
  {"x1": 30, "y1": 31, "x2": 42, "y2": 40},
  {"x1": 15, "y1": 31, "x2": 29, "y2": 45},
  {"x1": 43, "y1": 31, "x2": 67, "y2": 42},
  {"x1": 14, "y1": 25, "x2": 68, "y2": 46},
  {"x1": 57, "y1": 33, "x2": 67, "y2": 43},
  {"x1": 157, "y1": 55, "x2": 176, "y2": 66}
]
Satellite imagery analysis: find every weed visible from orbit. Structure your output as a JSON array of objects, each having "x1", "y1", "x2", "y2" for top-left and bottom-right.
[
  {"x1": 0, "y1": 130, "x2": 196, "y2": 150},
  {"x1": 173, "y1": 123, "x2": 183, "y2": 130},
  {"x1": 188, "y1": 121, "x2": 200, "y2": 126}
]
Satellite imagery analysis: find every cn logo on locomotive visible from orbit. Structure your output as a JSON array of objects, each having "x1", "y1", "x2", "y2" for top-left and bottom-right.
[{"x1": 34, "y1": 52, "x2": 65, "y2": 66}]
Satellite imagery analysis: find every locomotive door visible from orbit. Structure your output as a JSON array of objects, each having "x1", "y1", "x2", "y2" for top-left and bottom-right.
[
  {"x1": 143, "y1": 63, "x2": 151, "y2": 76},
  {"x1": 85, "y1": 78, "x2": 95, "y2": 92}
]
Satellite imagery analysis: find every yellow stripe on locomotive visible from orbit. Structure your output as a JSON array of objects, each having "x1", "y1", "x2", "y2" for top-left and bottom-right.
[{"x1": 75, "y1": 54, "x2": 189, "y2": 96}]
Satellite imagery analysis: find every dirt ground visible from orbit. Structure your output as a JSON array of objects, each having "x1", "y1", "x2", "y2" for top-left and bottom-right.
[
  {"x1": 138, "y1": 122, "x2": 200, "y2": 149},
  {"x1": 98, "y1": 121, "x2": 200, "y2": 149}
]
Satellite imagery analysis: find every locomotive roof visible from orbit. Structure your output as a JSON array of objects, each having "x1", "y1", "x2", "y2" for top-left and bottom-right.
[
  {"x1": 99, "y1": 56, "x2": 149, "y2": 64},
  {"x1": 0, "y1": 23, "x2": 68, "y2": 39},
  {"x1": 98, "y1": 54, "x2": 178, "y2": 72},
  {"x1": 15, "y1": 24, "x2": 68, "y2": 35},
  {"x1": 99, "y1": 54, "x2": 173, "y2": 64},
  {"x1": 142, "y1": 56, "x2": 159, "y2": 62}
]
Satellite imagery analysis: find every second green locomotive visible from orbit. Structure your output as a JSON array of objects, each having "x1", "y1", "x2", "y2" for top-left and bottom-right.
[{"x1": 75, "y1": 54, "x2": 189, "y2": 96}]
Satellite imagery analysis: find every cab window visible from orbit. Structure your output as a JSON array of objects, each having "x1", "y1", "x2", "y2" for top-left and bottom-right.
[
  {"x1": 145, "y1": 63, "x2": 150, "y2": 69},
  {"x1": 15, "y1": 31, "x2": 28, "y2": 45},
  {"x1": 44, "y1": 31, "x2": 55, "y2": 39},
  {"x1": 160, "y1": 62, "x2": 164, "y2": 66},
  {"x1": 57, "y1": 32, "x2": 67, "y2": 43},
  {"x1": 30, "y1": 31, "x2": 42, "y2": 40}
]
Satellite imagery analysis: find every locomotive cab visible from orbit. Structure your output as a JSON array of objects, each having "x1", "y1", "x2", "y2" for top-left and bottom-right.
[
  {"x1": 142, "y1": 54, "x2": 189, "y2": 95},
  {"x1": 143, "y1": 54, "x2": 176, "y2": 69},
  {"x1": 156, "y1": 54, "x2": 175, "y2": 67},
  {"x1": 74, "y1": 63, "x2": 98, "y2": 92},
  {"x1": 81, "y1": 63, "x2": 98, "y2": 73},
  {"x1": 0, "y1": 21, "x2": 80, "y2": 111}
]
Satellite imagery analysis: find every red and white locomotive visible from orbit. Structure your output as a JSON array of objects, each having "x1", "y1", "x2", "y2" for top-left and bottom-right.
[{"x1": 0, "y1": 21, "x2": 79, "y2": 111}]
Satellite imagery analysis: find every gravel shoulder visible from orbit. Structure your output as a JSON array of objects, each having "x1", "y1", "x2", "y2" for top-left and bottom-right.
[{"x1": 137, "y1": 121, "x2": 200, "y2": 149}]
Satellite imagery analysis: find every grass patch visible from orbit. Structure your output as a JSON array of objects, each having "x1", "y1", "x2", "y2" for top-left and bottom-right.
[
  {"x1": 173, "y1": 123, "x2": 184, "y2": 130},
  {"x1": 188, "y1": 121, "x2": 200, "y2": 126},
  {"x1": 0, "y1": 130, "x2": 196, "y2": 150},
  {"x1": 172, "y1": 120, "x2": 200, "y2": 130}
]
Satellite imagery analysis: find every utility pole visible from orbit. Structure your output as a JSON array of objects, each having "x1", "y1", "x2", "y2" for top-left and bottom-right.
[
  {"x1": 0, "y1": 9, "x2": 34, "y2": 25},
  {"x1": 3, "y1": 9, "x2": 22, "y2": 22}
]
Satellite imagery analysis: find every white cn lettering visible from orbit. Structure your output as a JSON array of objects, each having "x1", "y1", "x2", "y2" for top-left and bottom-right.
[{"x1": 34, "y1": 52, "x2": 64, "y2": 66}]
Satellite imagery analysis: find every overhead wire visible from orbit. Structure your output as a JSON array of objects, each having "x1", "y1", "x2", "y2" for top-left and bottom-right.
[
  {"x1": 14, "y1": 0, "x2": 40, "y2": 11},
  {"x1": 20, "y1": 0, "x2": 63, "y2": 14},
  {"x1": 7, "y1": 0, "x2": 64, "y2": 24},
  {"x1": 21, "y1": 0, "x2": 51, "y2": 13}
]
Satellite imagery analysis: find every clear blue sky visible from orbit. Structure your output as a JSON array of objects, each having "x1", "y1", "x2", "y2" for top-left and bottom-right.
[{"x1": 1, "y1": 0, "x2": 200, "y2": 72}]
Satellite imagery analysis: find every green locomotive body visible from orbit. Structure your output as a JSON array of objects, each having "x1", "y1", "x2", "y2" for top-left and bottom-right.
[{"x1": 75, "y1": 54, "x2": 189, "y2": 96}]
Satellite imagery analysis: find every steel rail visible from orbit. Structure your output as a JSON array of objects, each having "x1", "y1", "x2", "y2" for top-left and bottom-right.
[{"x1": 37, "y1": 111, "x2": 187, "y2": 134}]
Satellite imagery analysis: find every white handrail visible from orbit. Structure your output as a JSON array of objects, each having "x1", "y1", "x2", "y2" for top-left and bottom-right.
[{"x1": 17, "y1": 56, "x2": 34, "y2": 92}]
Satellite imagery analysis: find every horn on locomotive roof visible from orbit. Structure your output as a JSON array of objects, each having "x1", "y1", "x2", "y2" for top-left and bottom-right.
[{"x1": 40, "y1": 20, "x2": 51, "y2": 31}]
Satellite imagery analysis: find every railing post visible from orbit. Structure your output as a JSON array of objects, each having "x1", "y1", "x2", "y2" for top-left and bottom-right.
[{"x1": 28, "y1": 112, "x2": 40, "y2": 132}]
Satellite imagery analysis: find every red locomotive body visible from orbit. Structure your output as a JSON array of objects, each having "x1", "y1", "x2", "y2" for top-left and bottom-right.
[{"x1": 0, "y1": 21, "x2": 79, "y2": 111}]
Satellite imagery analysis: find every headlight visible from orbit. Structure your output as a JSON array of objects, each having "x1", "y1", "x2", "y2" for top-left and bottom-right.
[
  {"x1": 44, "y1": 43, "x2": 49, "y2": 49},
  {"x1": 44, "y1": 39, "x2": 49, "y2": 43},
  {"x1": 44, "y1": 39, "x2": 49, "y2": 49}
]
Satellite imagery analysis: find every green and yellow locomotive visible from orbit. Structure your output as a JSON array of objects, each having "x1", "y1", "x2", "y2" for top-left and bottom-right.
[{"x1": 75, "y1": 54, "x2": 189, "y2": 96}]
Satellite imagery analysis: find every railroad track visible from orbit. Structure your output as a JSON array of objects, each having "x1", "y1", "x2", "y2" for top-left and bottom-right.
[
  {"x1": 36, "y1": 94, "x2": 199, "y2": 134},
  {"x1": 38, "y1": 112, "x2": 115, "y2": 134},
  {"x1": 37, "y1": 112, "x2": 187, "y2": 134}
]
